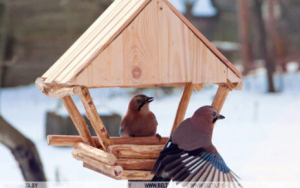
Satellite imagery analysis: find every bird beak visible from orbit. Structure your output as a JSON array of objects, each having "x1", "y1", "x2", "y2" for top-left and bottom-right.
[
  {"x1": 218, "y1": 114, "x2": 225, "y2": 120},
  {"x1": 146, "y1": 97, "x2": 154, "y2": 103}
]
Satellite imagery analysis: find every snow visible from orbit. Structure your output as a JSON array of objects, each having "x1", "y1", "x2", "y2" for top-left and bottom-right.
[
  {"x1": 169, "y1": 0, "x2": 217, "y2": 17},
  {"x1": 0, "y1": 68, "x2": 300, "y2": 186},
  {"x1": 192, "y1": 0, "x2": 217, "y2": 17}
]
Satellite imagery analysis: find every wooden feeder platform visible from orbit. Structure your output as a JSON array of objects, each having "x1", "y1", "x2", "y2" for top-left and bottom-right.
[{"x1": 36, "y1": 0, "x2": 243, "y2": 180}]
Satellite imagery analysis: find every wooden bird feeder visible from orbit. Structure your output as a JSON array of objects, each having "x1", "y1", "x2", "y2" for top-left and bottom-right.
[{"x1": 36, "y1": 0, "x2": 243, "y2": 181}]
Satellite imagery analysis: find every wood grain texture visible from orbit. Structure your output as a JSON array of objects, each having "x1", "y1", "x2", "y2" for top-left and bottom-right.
[
  {"x1": 72, "y1": 34, "x2": 124, "y2": 86},
  {"x1": 234, "y1": 82, "x2": 244, "y2": 90},
  {"x1": 44, "y1": 87, "x2": 77, "y2": 98},
  {"x1": 195, "y1": 39, "x2": 227, "y2": 84},
  {"x1": 123, "y1": 0, "x2": 159, "y2": 86},
  {"x1": 211, "y1": 86, "x2": 230, "y2": 113},
  {"x1": 122, "y1": 170, "x2": 153, "y2": 180},
  {"x1": 74, "y1": 142, "x2": 117, "y2": 165},
  {"x1": 44, "y1": 0, "x2": 150, "y2": 84},
  {"x1": 107, "y1": 145, "x2": 164, "y2": 159},
  {"x1": 159, "y1": 1, "x2": 195, "y2": 84},
  {"x1": 194, "y1": 84, "x2": 204, "y2": 92},
  {"x1": 60, "y1": 96, "x2": 95, "y2": 147},
  {"x1": 75, "y1": 87, "x2": 113, "y2": 151},
  {"x1": 83, "y1": 163, "x2": 121, "y2": 180},
  {"x1": 117, "y1": 159, "x2": 156, "y2": 170},
  {"x1": 60, "y1": 0, "x2": 150, "y2": 84},
  {"x1": 44, "y1": 0, "x2": 130, "y2": 83},
  {"x1": 171, "y1": 83, "x2": 194, "y2": 135},
  {"x1": 72, "y1": 150, "x2": 123, "y2": 178},
  {"x1": 228, "y1": 68, "x2": 242, "y2": 83},
  {"x1": 42, "y1": 0, "x2": 242, "y2": 87},
  {"x1": 47, "y1": 135, "x2": 169, "y2": 147},
  {"x1": 161, "y1": 0, "x2": 242, "y2": 78},
  {"x1": 42, "y1": 0, "x2": 123, "y2": 79}
]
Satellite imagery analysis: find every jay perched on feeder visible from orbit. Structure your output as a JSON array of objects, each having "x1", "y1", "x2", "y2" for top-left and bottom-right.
[
  {"x1": 151, "y1": 106, "x2": 242, "y2": 187},
  {"x1": 119, "y1": 95, "x2": 160, "y2": 138}
]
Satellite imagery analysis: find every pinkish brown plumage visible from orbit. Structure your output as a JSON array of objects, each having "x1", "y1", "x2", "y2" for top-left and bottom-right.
[
  {"x1": 119, "y1": 95, "x2": 158, "y2": 137},
  {"x1": 151, "y1": 106, "x2": 242, "y2": 187}
]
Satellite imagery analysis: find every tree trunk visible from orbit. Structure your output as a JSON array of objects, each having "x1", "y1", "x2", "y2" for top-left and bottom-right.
[
  {"x1": 238, "y1": 0, "x2": 252, "y2": 74},
  {"x1": 0, "y1": 116, "x2": 46, "y2": 181},
  {"x1": 0, "y1": 2, "x2": 8, "y2": 88},
  {"x1": 253, "y1": 0, "x2": 276, "y2": 93},
  {"x1": 267, "y1": 0, "x2": 287, "y2": 72}
]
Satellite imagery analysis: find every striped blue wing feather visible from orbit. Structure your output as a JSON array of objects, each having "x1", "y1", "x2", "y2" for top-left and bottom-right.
[{"x1": 151, "y1": 140, "x2": 242, "y2": 187}]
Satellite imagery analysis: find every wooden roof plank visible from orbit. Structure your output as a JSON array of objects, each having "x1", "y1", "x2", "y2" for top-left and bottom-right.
[
  {"x1": 72, "y1": 33, "x2": 124, "y2": 87},
  {"x1": 44, "y1": 0, "x2": 131, "y2": 84},
  {"x1": 56, "y1": 0, "x2": 133, "y2": 83},
  {"x1": 161, "y1": 0, "x2": 242, "y2": 78},
  {"x1": 228, "y1": 68, "x2": 242, "y2": 83},
  {"x1": 42, "y1": 0, "x2": 123, "y2": 79},
  {"x1": 41, "y1": 0, "x2": 242, "y2": 88},
  {"x1": 60, "y1": 0, "x2": 150, "y2": 84}
]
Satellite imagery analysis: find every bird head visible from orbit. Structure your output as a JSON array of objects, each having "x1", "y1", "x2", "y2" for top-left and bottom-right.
[
  {"x1": 129, "y1": 94, "x2": 154, "y2": 113},
  {"x1": 192, "y1": 106, "x2": 225, "y2": 124}
]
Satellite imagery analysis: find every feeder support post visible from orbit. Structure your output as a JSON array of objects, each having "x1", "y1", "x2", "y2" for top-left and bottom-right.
[
  {"x1": 170, "y1": 83, "x2": 198, "y2": 135},
  {"x1": 74, "y1": 87, "x2": 113, "y2": 151},
  {"x1": 211, "y1": 85, "x2": 230, "y2": 113},
  {"x1": 61, "y1": 96, "x2": 95, "y2": 147}
]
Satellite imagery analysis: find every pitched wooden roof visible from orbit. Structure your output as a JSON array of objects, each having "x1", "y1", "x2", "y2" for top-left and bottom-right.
[{"x1": 41, "y1": 0, "x2": 242, "y2": 88}]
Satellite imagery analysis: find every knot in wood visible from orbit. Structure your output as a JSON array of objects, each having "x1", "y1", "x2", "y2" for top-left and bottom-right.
[{"x1": 132, "y1": 66, "x2": 142, "y2": 80}]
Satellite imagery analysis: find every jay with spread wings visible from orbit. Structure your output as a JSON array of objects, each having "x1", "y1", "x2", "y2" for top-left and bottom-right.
[{"x1": 151, "y1": 106, "x2": 242, "y2": 187}]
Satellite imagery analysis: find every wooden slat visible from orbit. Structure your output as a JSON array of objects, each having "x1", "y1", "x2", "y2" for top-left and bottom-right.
[
  {"x1": 161, "y1": 0, "x2": 242, "y2": 78},
  {"x1": 160, "y1": 1, "x2": 194, "y2": 83},
  {"x1": 234, "y1": 82, "x2": 244, "y2": 90},
  {"x1": 39, "y1": 87, "x2": 77, "y2": 98},
  {"x1": 122, "y1": 170, "x2": 153, "y2": 180},
  {"x1": 195, "y1": 39, "x2": 227, "y2": 84},
  {"x1": 228, "y1": 68, "x2": 242, "y2": 83},
  {"x1": 60, "y1": 96, "x2": 95, "y2": 147},
  {"x1": 55, "y1": 0, "x2": 137, "y2": 83},
  {"x1": 123, "y1": 0, "x2": 159, "y2": 86},
  {"x1": 47, "y1": 135, "x2": 169, "y2": 147},
  {"x1": 211, "y1": 86, "x2": 230, "y2": 113},
  {"x1": 44, "y1": 0, "x2": 150, "y2": 84},
  {"x1": 74, "y1": 87, "x2": 113, "y2": 151},
  {"x1": 43, "y1": 1, "x2": 128, "y2": 83},
  {"x1": 72, "y1": 33, "x2": 124, "y2": 86},
  {"x1": 83, "y1": 163, "x2": 121, "y2": 180},
  {"x1": 60, "y1": 0, "x2": 151, "y2": 84},
  {"x1": 42, "y1": 0, "x2": 123, "y2": 79},
  {"x1": 194, "y1": 84, "x2": 204, "y2": 92},
  {"x1": 171, "y1": 83, "x2": 194, "y2": 135},
  {"x1": 72, "y1": 150, "x2": 123, "y2": 179},
  {"x1": 107, "y1": 145, "x2": 164, "y2": 159},
  {"x1": 117, "y1": 159, "x2": 156, "y2": 170},
  {"x1": 73, "y1": 142, "x2": 117, "y2": 165}
]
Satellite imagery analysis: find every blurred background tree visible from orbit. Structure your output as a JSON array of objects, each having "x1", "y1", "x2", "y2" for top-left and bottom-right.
[{"x1": 0, "y1": 1, "x2": 46, "y2": 181}]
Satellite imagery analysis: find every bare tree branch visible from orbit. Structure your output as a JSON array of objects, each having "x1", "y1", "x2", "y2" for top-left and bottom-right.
[{"x1": 0, "y1": 116, "x2": 46, "y2": 181}]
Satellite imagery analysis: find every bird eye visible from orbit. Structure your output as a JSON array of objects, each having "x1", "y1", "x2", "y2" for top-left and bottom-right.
[
  {"x1": 212, "y1": 111, "x2": 217, "y2": 116},
  {"x1": 136, "y1": 100, "x2": 141, "y2": 103}
]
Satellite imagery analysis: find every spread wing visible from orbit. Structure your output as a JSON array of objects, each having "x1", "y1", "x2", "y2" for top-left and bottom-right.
[{"x1": 152, "y1": 139, "x2": 242, "y2": 187}]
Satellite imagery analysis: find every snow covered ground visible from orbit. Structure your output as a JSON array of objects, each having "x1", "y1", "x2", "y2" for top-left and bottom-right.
[{"x1": 0, "y1": 68, "x2": 300, "y2": 187}]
